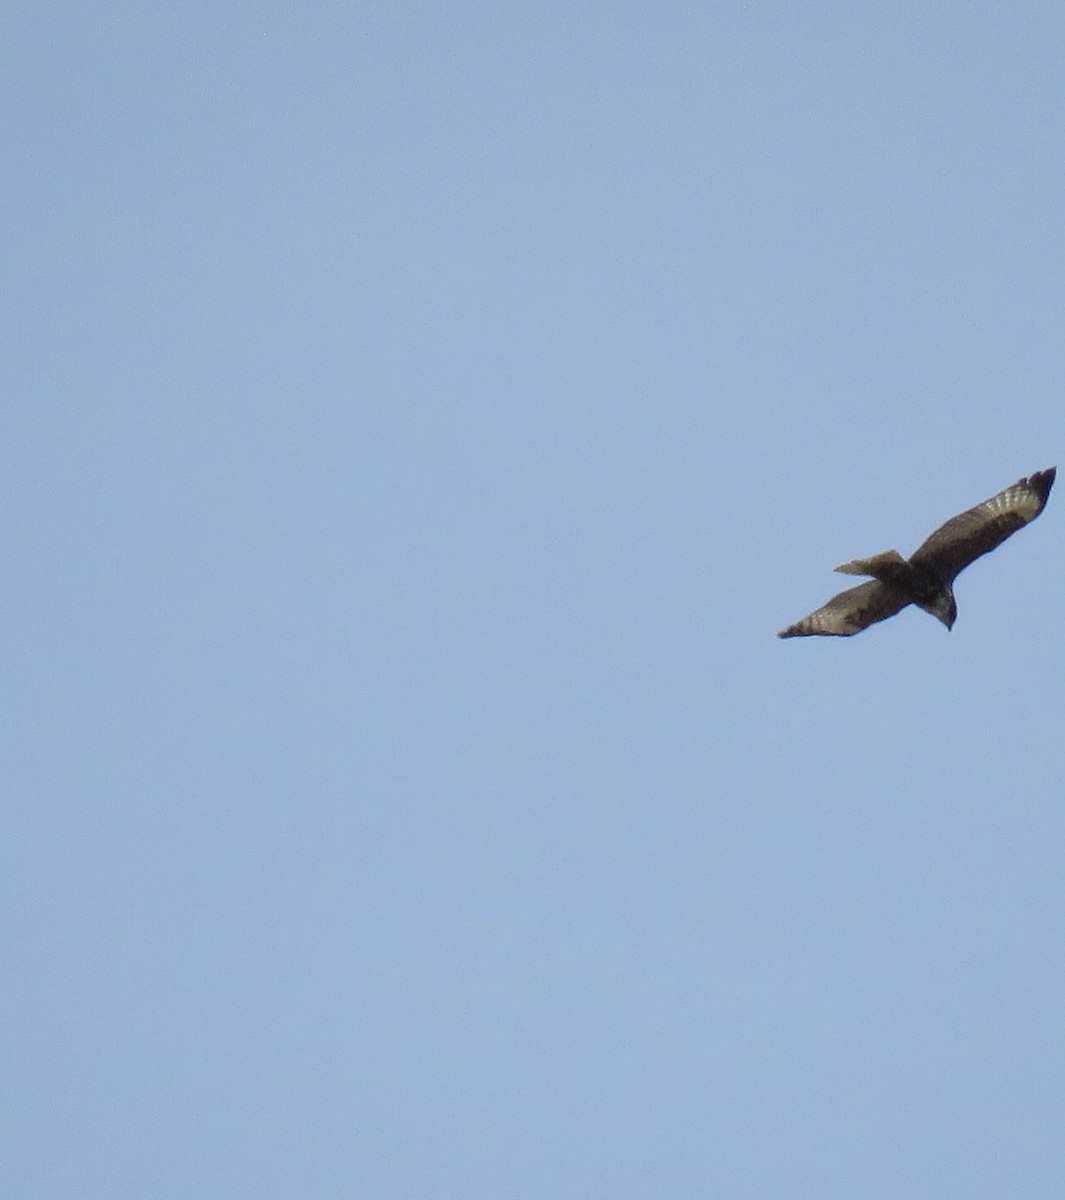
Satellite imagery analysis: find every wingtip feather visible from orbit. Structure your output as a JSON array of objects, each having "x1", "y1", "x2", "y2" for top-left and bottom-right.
[{"x1": 1017, "y1": 467, "x2": 1056, "y2": 515}]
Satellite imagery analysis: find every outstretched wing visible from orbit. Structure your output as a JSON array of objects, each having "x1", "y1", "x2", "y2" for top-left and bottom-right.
[
  {"x1": 778, "y1": 580, "x2": 911, "y2": 638},
  {"x1": 910, "y1": 468, "x2": 1056, "y2": 584}
]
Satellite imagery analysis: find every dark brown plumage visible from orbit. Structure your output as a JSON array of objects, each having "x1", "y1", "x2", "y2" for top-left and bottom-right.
[{"x1": 779, "y1": 468, "x2": 1056, "y2": 638}]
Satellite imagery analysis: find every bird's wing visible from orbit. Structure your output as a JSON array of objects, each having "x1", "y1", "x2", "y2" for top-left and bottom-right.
[
  {"x1": 909, "y1": 468, "x2": 1056, "y2": 584},
  {"x1": 778, "y1": 579, "x2": 911, "y2": 638}
]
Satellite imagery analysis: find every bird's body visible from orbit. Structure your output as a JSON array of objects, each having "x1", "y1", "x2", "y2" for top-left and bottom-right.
[{"x1": 779, "y1": 468, "x2": 1056, "y2": 638}]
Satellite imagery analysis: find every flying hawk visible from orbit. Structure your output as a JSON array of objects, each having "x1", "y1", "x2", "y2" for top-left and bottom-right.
[{"x1": 779, "y1": 468, "x2": 1056, "y2": 638}]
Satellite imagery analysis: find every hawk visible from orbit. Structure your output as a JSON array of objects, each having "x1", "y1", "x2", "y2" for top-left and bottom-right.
[{"x1": 779, "y1": 468, "x2": 1056, "y2": 638}]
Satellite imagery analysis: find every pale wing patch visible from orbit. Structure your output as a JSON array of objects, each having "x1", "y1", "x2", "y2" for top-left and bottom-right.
[{"x1": 985, "y1": 485, "x2": 1042, "y2": 521}]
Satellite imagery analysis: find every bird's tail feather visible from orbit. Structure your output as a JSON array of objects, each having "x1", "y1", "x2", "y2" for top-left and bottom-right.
[{"x1": 834, "y1": 549, "x2": 908, "y2": 579}]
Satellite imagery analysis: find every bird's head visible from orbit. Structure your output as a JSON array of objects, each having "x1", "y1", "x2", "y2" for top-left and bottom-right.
[{"x1": 929, "y1": 590, "x2": 957, "y2": 630}]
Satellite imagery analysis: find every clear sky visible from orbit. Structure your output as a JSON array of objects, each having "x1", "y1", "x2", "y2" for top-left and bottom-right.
[{"x1": 5, "y1": 3, "x2": 1065, "y2": 1197}]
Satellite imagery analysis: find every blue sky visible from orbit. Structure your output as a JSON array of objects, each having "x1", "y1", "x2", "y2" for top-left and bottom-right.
[{"x1": 5, "y1": 3, "x2": 1065, "y2": 1196}]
